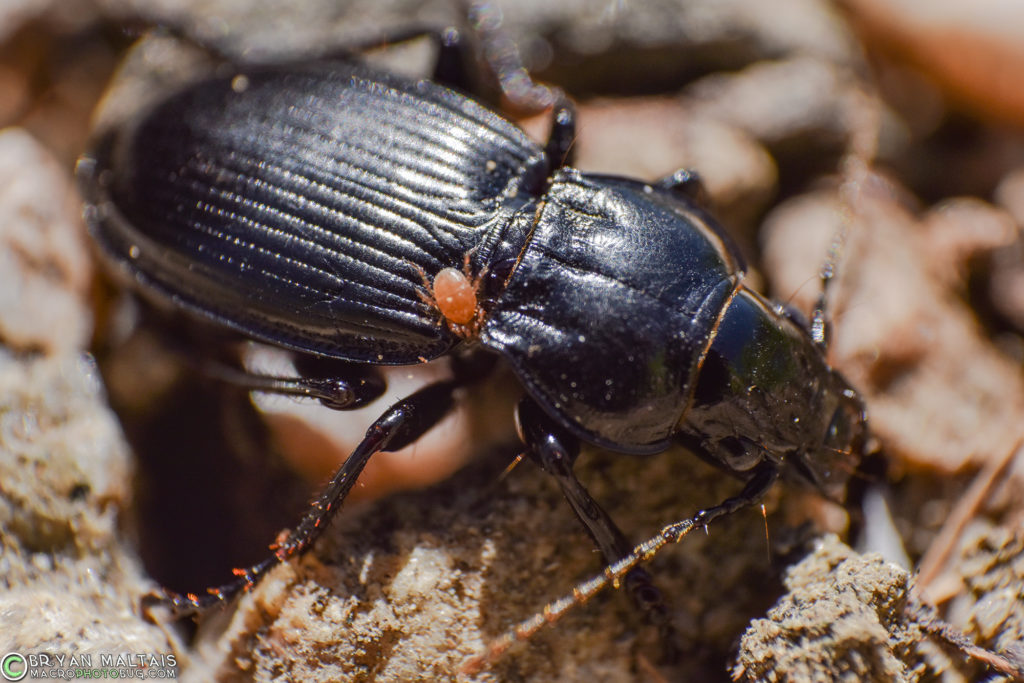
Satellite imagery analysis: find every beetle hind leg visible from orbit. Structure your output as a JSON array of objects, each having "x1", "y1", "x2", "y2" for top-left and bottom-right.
[{"x1": 144, "y1": 378, "x2": 465, "y2": 618}]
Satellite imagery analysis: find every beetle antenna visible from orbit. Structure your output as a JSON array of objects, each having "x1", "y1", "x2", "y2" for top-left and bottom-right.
[
  {"x1": 812, "y1": 84, "x2": 880, "y2": 350},
  {"x1": 810, "y1": 233, "x2": 842, "y2": 348}
]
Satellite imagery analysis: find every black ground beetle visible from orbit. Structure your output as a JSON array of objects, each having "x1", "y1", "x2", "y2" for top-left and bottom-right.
[{"x1": 76, "y1": 25, "x2": 866, "y2": 663}]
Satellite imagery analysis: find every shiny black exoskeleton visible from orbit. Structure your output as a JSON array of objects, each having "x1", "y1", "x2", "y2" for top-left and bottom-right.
[{"x1": 77, "y1": 30, "x2": 866, "y2": 625}]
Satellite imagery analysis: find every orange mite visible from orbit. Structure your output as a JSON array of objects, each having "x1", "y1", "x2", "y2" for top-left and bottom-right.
[{"x1": 432, "y1": 267, "x2": 478, "y2": 325}]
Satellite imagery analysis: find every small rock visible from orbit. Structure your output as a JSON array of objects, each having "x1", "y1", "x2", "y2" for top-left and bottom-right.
[
  {"x1": 0, "y1": 128, "x2": 93, "y2": 355},
  {"x1": 735, "y1": 535, "x2": 930, "y2": 682},
  {"x1": 0, "y1": 351, "x2": 172, "y2": 661}
]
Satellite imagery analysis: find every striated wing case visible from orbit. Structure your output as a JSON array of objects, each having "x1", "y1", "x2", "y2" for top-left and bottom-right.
[{"x1": 80, "y1": 62, "x2": 546, "y2": 363}]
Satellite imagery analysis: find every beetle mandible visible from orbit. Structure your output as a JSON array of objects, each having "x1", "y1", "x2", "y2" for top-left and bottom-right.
[{"x1": 76, "y1": 25, "x2": 866, "y2": 652}]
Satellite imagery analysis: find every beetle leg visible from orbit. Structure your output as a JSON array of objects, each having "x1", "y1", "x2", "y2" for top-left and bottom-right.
[
  {"x1": 349, "y1": 8, "x2": 578, "y2": 170},
  {"x1": 544, "y1": 96, "x2": 577, "y2": 171},
  {"x1": 463, "y1": 460, "x2": 781, "y2": 673},
  {"x1": 516, "y1": 398, "x2": 624, "y2": 557},
  {"x1": 195, "y1": 355, "x2": 387, "y2": 411},
  {"x1": 145, "y1": 378, "x2": 464, "y2": 617},
  {"x1": 141, "y1": 317, "x2": 390, "y2": 410},
  {"x1": 515, "y1": 398, "x2": 677, "y2": 655},
  {"x1": 810, "y1": 227, "x2": 849, "y2": 349},
  {"x1": 656, "y1": 168, "x2": 706, "y2": 203},
  {"x1": 430, "y1": 26, "x2": 474, "y2": 91},
  {"x1": 343, "y1": 25, "x2": 475, "y2": 91},
  {"x1": 323, "y1": 24, "x2": 476, "y2": 92}
]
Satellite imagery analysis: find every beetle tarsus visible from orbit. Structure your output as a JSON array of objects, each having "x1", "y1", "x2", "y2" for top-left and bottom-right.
[
  {"x1": 463, "y1": 460, "x2": 781, "y2": 672},
  {"x1": 153, "y1": 379, "x2": 463, "y2": 618}
]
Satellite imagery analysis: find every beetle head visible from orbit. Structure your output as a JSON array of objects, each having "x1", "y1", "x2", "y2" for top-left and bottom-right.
[
  {"x1": 788, "y1": 370, "x2": 867, "y2": 501},
  {"x1": 680, "y1": 287, "x2": 867, "y2": 501}
]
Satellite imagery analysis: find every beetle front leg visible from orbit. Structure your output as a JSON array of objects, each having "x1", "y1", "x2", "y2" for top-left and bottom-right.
[
  {"x1": 146, "y1": 379, "x2": 463, "y2": 617},
  {"x1": 463, "y1": 459, "x2": 781, "y2": 672},
  {"x1": 516, "y1": 398, "x2": 677, "y2": 654}
]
